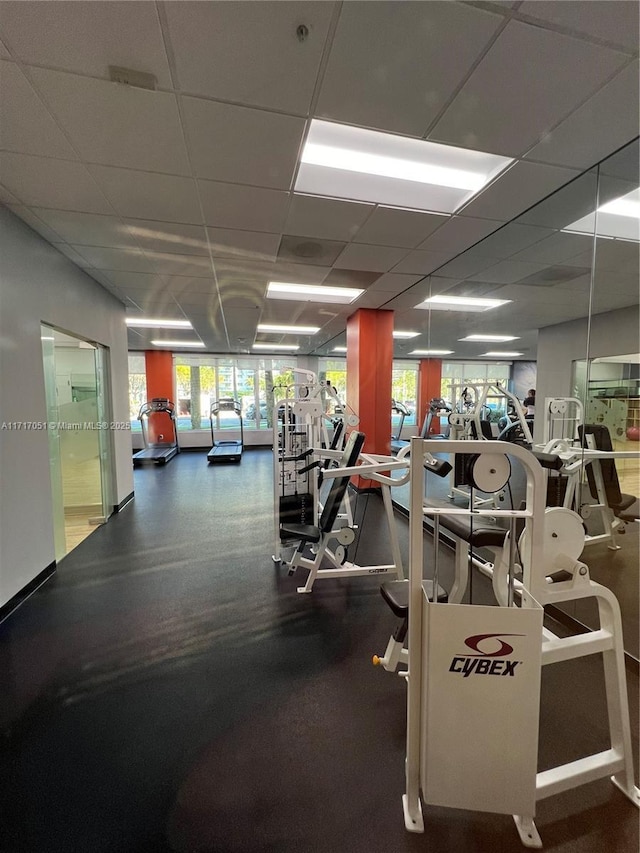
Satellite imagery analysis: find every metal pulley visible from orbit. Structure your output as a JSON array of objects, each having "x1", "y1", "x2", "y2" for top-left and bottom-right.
[
  {"x1": 549, "y1": 399, "x2": 569, "y2": 415},
  {"x1": 520, "y1": 507, "x2": 585, "y2": 573},
  {"x1": 465, "y1": 452, "x2": 511, "y2": 493}
]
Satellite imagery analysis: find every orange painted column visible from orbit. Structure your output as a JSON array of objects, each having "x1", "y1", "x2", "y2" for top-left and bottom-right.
[
  {"x1": 346, "y1": 308, "x2": 394, "y2": 489},
  {"x1": 418, "y1": 358, "x2": 443, "y2": 435},
  {"x1": 144, "y1": 350, "x2": 174, "y2": 443}
]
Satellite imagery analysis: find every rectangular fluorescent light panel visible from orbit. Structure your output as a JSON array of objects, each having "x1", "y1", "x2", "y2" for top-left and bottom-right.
[
  {"x1": 333, "y1": 346, "x2": 347, "y2": 352},
  {"x1": 564, "y1": 187, "x2": 640, "y2": 241},
  {"x1": 484, "y1": 351, "x2": 523, "y2": 357},
  {"x1": 417, "y1": 295, "x2": 510, "y2": 312},
  {"x1": 267, "y1": 282, "x2": 363, "y2": 304},
  {"x1": 461, "y1": 334, "x2": 518, "y2": 342},
  {"x1": 127, "y1": 318, "x2": 193, "y2": 328},
  {"x1": 410, "y1": 349, "x2": 454, "y2": 356},
  {"x1": 253, "y1": 343, "x2": 300, "y2": 351},
  {"x1": 257, "y1": 323, "x2": 320, "y2": 335},
  {"x1": 295, "y1": 120, "x2": 513, "y2": 214},
  {"x1": 151, "y1": 340, "x2": 204, "y2": 347},
  {"x1": 393, "y1": 330, "x2": 420, "y2": 339}
]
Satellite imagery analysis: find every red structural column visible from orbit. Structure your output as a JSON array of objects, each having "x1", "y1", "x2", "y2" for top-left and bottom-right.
[
  {"x1": 346, "y1": 309, "x2": 394, "y2": 488},
  {"x1": 144, "y1": 350, "x2": 174, "y2": 443},
  {"x1": 418, "y1": 358, "x2": 443, "y2": 435}
]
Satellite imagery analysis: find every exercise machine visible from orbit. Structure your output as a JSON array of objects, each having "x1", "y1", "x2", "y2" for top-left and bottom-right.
[
  {"x1": 207, "y1": 398, "x2": 243, "y2": 463},
  {"x1": 132, "y1": 398, "x2": 179, "y2": 466},
  {"x1": 387, "y1": 438, "x2": 639, "y2": 846},
  {"x1": 391, "y1": 399, "x2": 412, "y2": 454}
]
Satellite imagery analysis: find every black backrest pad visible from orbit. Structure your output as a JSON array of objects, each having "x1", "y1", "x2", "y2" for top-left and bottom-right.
[
  {"x1": 578, "y1": 424, "x2": 623, "y2": 506},
  {"x1": 319, "y1": 431, "x2": 366, "y2": 533}
]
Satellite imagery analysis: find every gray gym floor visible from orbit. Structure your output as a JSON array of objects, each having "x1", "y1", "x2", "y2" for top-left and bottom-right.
[{"x1": 0, "y1": 449, "x2": 637, "y2": 852}]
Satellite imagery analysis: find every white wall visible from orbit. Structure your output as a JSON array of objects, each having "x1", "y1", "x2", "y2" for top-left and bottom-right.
[
  {"x1": 0, "y1": 207, "x2": 134, "y2": 606},
  {"x1": 535, "y1": 305, "x2": 640, "y2": 442}
]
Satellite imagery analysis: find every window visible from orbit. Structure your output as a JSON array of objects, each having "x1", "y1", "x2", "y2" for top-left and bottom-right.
[
  {"x1": 128, "y1": 355, "x2": 146, "y2": 432},
  {"x1": 441, "y1": 361, "x2": 511, "y2": 421},
  {"x1": 392, "y1": 361, "x2": 418, "y2": 426}
]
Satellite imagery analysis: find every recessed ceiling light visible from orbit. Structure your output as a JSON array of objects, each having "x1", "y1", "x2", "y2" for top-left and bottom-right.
[
  {"x1": 393, "y1": 330, "x2": 420, "y2": 339},
  {"x1": 564, "y1": 187, "x2": 640, "y2": 242},
  {"x1": 460, "y1": 334, "x2": 519, "y2": 342},
  {"x1": 257, "y1": 323, "x2": 320, "y2": 335},
  {"x1": 417, "y1": 295, "x2": 510, "y2": 312},
  {"x1": 295, "y1": 119, "x2": 513, "y2": 214},
  {"x1": 151, "y1": 340, "x2": 204, "y2": 347},
  {"x1": 127, "y1": 318, "x2": 193, "y2": 328},
  {"x1": 409, "y1": 349, "x2": 454, "y2": 356},
  {"x1": 483, "y1": 351, "x2": 523, "y2": 357},
  {"x1": 267, "y1": 282, "x2": 364, "y2": 304},
  {"x1": 333, "y1": 346, "x2": 347, "y2": 353},
  {"x1": 252, "y1": 343, "x2": 300, "y2": 351}
]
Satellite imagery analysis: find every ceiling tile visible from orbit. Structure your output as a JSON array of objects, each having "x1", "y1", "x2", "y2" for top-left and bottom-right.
[
  {"x1": 353, "y1": 207, "x2": 448, "y2": 249},
  {"x1": 89, "y1": 165, "x2": 201, "y2": 223},
  {"x1": 0, "y1": 38, "x2": 11, "y2": 59},
  {"x1": 7, "y1": 204, "x2": 66, "y2": 243},
  {"x1": 165, "y1": 276, "x2": 217, "y2": 296},
  {"x1": 417, "y1": 215, "x2": 503, "y2": 254},
  {"x1": 519, "y1": 1, "x2": 640, "y2": 52},
  {"x1": 436, "y1": 250, "x2": 501, "y2": 279},
  {"x1": 316, "y1": 2, "x2": 503, "y2": 135},
  {"x1": 29, "y1": 67, "x2": 190, "y2": 174},
  {"x1": 472, "y1": 223, "x2": 555, "y2": 258},
  {"x1": 70, "y1": 245, "x2": 155, "y2": 273},
  {"x1": 510, "y1": 231, "x2": 594, "y2": 265},
  {"x1": 278, "y1": 235, "x2": 345, "y2": 266},
  {"x1": 144, "y1": 251, "x2": 213, "y2": 278},
  {"x1": 335, "y1": 243, "x2": 408, "y2": 273},
  {"x1": 391, "y1": 249, "x2": 453, "y2": 275},
  {"x1": 0, "y1": 152, "x2": 113, "y2": 213},
  {"x1": 97, "y1": 271, "x2": 169, "y2": 292},
  {"x1": 430, "y1": 20, "x2": 628, "y2": 156},
  {"x1": 198, "y1": 180, "x2": 290, "y2": 233},
  {"x1": 124, "y1": 220, "x2": 209, "y2": 256},
  {"x1": 0, "y1": 184, "x2": 19, "y2": 204},
  {"x1": 182, "y1": 97, "x2": 304, "y2": 189},
  {"x1": 52, "y1": 241, "x2": 95, "y2": 268},
  {"x1": 0, "y1": 61, "x2": 77, "y2": 159},
  {"x1": 164, "y1": 1, "x2": 334, "y2": 114},
  {"x1": 524, "y1": 61, "x2": 640, "y2": 169},
  {"x1": 207, "y1": 227, "x2": 280, "y2": 262},
  {"x1": 285, "y1": 195, "x2": 372, "y2": 242},
  {"x1": 365, "y1": 272, "x2": 423, "y2": 293},
  {"x1": 322, "y1": 269, "x2": 382, "y2": 289},
  {"x1": 0, "y1": 1, "x2": 173, "y2": 85},
  {"x1": 33, "y1": 209, "x2": 136, "y2": 248},
  {"x1": 469, "y1": 259, "x2": 551, "y2": 284},
  {"x1": 459, "y1": 161, "x2": 579, "y2": 221}
]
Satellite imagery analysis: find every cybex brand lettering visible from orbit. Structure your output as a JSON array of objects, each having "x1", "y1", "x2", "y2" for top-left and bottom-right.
[{"x1": 449, "y1": 633, "x2": 524, "y2": 677}]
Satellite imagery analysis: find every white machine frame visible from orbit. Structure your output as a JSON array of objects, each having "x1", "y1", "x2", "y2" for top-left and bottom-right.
[{"x1": 402, "y1": 438, "x2": 639, "y2": 848}]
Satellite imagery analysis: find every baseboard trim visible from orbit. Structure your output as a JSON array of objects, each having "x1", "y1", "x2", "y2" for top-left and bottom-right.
[
  {"x1": 0, "y1": 561, "x2": 57, "y2": 625},
  {"x1": 114, "y1": 492, "x2": 134, "y2": 513}
]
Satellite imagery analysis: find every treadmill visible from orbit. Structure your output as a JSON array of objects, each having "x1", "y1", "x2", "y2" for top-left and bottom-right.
[
  {"x1": 390, "y1": 399, "x2": 412, "y2": 454},
  {"x1": 133, "y1": 398, "x2": 180, "y2": 466},
  {"x1": 208, "y1": 398, "x2": 244, "y2": 463}
]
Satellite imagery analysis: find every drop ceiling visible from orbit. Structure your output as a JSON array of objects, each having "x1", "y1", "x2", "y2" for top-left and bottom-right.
[{"x1": 0, "y1": 0, "x2": 638, "y2": 362}]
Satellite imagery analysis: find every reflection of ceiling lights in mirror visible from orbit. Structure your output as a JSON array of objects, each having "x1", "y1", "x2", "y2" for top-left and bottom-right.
[
  {"x1": 257, "y1": 323, "x2": 320, "y2": 334},
  {"x1": 564, "y1": 188, "x2": 640, "y2": 241},
  {"x1": 417, "y1": 295, "x2": 510, "y2": 312},
  {"x1": 151, "y1": 340, "x2": 204, "y2": 347},
  {"x1": 333, "y1": 346, "x2": 347, "y2": 352},
  {"x1": 483, "y1": 351, "x2": 523, "y2": 357},
  {"x1": 295, "y1": 120, "x2": 513, "y2": 214},
  {"x1": 267, "y1": 282, "x2": 363, "y2": 303},
  {"x1": 410, "y1": 349, "x2": 454, "y2": 356},
  {"x1": 393, "y1": 330, "x2": 420, "y2": 339},
  {"x1": 127, "y1": 318, "x2": 192, "y2": 328},
  {"x1": 461, "y1": 334, "x2": 519, "y2": 342},
  {"x1": 252, "y1": 343, "x2": 300, "y2": 351}
]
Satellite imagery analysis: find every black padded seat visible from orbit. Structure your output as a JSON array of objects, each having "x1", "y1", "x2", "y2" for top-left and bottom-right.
[
  {"x1": 279, "y1": 523, "x2": 321, "y2": 543},
  {"x1": 578, "y1": 424, "x2": 638, "y2": 518},
  {"x1": 618, "y1": 498, "x2": 640, "y2": 522},
  {"x1": 381, "y1": 578, "x2": 447, "y2": 618},
  {"x1": 440, "y1": 515, "x2": 508, "y2": 549}
]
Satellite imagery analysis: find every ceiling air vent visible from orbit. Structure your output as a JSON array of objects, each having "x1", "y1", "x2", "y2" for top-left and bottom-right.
[
  {"x1": 109, "y1": 66, "x2": 157, "y2": 91},
  {"x1": 278, "y1": 235, "x2": 346, "y2": 266}
]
